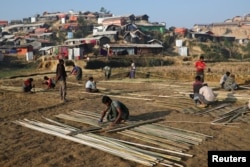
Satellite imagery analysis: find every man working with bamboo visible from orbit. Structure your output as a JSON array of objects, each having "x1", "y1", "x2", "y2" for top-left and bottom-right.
[{"x1": 99, "y1": 96, "x2": 129, "y2": 126}]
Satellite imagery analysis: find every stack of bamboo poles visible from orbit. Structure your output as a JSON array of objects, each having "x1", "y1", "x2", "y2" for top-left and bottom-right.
[
  {"x1": 52, "y1": 110, "x2": 213, "y2": 161},
  {"x1": 55, "y1": 110, "x2": 165, "y2": 131},
  {"x1": 118, "y1": 123, "x2": 212, "y2": 154},
  {"x1": 55, "y1": 110, "x2": 102, "y2": 127},
  {"x1": 14, "y1": 118, "x2": 189, "y2": 167},
  {"x1": 211, "y1": 105, "x2": 249, "y2": 124}
]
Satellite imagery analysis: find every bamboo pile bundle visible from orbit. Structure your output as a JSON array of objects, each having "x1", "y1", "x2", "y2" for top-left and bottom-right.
[
  {"x1": 211, "y1": 105, "x2": 248, "y2": 124},
  {"x1": 132, "y1": 126, "x2": 200, "y2": 145},
  {"x1": 14, "y1": 119, "x2": 187, "y2": 167},
  {"x1": 55, "y1": 113, "x2": 100, "y2": 127},
  {"x1": 194, "y1": 103, "x2": 231, "y2": 115},
  {"x1": 118, "y1": 123, "x2": 212, "y2": 157},
  {"x1": 119, "y1": 130, "x2": 189, "y2": 152}
]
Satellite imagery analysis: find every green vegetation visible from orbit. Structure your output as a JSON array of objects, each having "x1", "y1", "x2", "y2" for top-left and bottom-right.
[
  {"x1": 192, "y1": 40, "x2": 250, "y2": 61},
  {"x1": 0, "y1": 56, "x2": 38, "y2": 78}
]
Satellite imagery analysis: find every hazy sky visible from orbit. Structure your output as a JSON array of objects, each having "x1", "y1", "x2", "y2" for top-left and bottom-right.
[{"x1": 1, "y1": 0, "x2": 249, "y2": 28}]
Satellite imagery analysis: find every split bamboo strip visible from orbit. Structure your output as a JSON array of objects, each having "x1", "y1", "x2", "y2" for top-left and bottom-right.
[
  {"x1": 153, "y1": 123, "x2": 208, "y2": 140},
  {"x1": 14, "y1": 120, "x2": 158, "y2": 166},
  {"x1": 119, "y1": 131, "x2": 185, "y2": 152},
  {"x1": 224, "y1": 108, "x2": 247, "y2": 124},
  {"x1": 55, "y1": 113, "x2": 100, "y2": 127},
  {"x1": 131, "y1": 128, "x2": 194, "y2": 147},
  {"x1": 218, "y1": 106, "x2": 244, "y2": 117},
  {"x1": 106, "y1": 118, "x2": 165, "y2": 133},
  {"x1": 107, "y1": 94, "x2": 153, "y2": 101},
  {"x1": 154, "y1": 124, "x2": 213, "y2": 138},
  {"x1": 159, "y1": 163, "x2": 173, "y2": 167},
  {"x1": 122, "y1": 130, "x2": 190, "y2": 150},
  {"x1": 42, "y1": 117, "x2": 79, "y2": 131},
  {"x1": 211, "y1": 114, "x2": 235, "y2": 124},
  {"x1": 81, "y1": 91, "x2": 153, "y2": 101},
  {"x1": 161, "y1": 159, "x2": 184, "y2": 167},
  {"x1": 135, "y1": 126, "x2": 200, "y2": 145},
  {"x1": 122, "y1": 143, "x2": 182, "y2": 162},
  {"x1": 108, "y1": 137, "x2": 193, "y2": 157},
  {"x1": 23, "y1": 119, "x2": 72, "y2": 134},
  {"x1": 85, "y1": 133, "x2": 160, "y2": 162},
  {"x1": 69, "y1": 111, "x2": 100, "y2": 120},
  {"x1": 144, "y1": 124, "x2": 204, "y2": 143},
  {"x1": 81, "y1": 138, "x2": 159, "y2": 163},
  {"x1": 101, "y1": 135, "x2": 183, "y2": 162},
  {"x1": 149, "y1": 124, "x2": 207, "y2": 139},
  {"x1": 72, "y1": 110, "x2": 101, "y2": 118},
  {"x1": 194, "y1": 103, "x2": 231, "y2": 115}
]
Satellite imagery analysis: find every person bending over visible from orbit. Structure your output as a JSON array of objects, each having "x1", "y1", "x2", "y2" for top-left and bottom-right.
[{"x1": 99, "y1": 95, "x2": 129, "y2": 126}]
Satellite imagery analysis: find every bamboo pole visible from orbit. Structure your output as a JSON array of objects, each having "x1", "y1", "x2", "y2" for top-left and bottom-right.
[
  {"x1": 106, "y1": 118, "x2": 165, "y2": 133},
  {"x1": 42, "y1": 117, "x2": 79, "y2": 130},
  {"x1": 154, "y1": 123, "x2": 213, "y2": 138},
  {"x1": 134, "y1": 126, "x2": 200, "y2": 145},
  {"x1": 119, "y1": 131, "x2": 185, "y2": 152},
  {"x1": 194, "y1": 103, "x2": 231, "y2": 115},
  {"x1": 143, "y1": 124, "x2": 204, "y2": 143},
  {"x1": 15, "y1": 119, "x2": 190, "y2": 166},
  {"x1": 122, "y1": 130, "x2": 190, "y2": 150},
  {"x1": 14, "y1": 120, "x2": 157, "y2": 166},
  {"x1": 108, "y1": 137, "x2": 193, "y2": 157},
  {"x1": 55, "y1": 113, "x2": 100, "y2": 127}
]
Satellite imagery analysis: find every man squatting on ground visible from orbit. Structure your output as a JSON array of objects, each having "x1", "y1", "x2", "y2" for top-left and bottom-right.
[
  {"x1": 191, "y1": 75, "x2": 203, "y2": 105},
  {"x1": 219, "y1": 71, "x2": 230, "y2": 88},
  {"x1": 85, "y1": 76, "x2": 99, "y2": 92},
  {"x1": 197, "y1": 83, "x2": 216, "y2": 107},
  {"x1": 42, "y1": 76, "x2": 55, "y2": 89},
  {"x1": 99, "y1": 95, "x2": 129, "y2": 126},
  {"x1": 23, "y1": 78, "x2": 35, "y2": 93}
]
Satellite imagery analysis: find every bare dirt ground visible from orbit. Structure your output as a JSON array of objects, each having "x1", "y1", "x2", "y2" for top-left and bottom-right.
[{"x1": 1, "y1": 62, "x2": 250, "y2": 167}]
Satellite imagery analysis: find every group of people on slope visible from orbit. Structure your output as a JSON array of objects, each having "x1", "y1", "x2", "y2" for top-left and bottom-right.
[
  {"x1": 22, "y1": 59, "x2": 129, "y2": 127},
  {"x1": 191, "y1": 56, "x2": 240, "y2": 107}
]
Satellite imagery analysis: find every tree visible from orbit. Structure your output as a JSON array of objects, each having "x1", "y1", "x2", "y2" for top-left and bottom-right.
[
  {"x1": 222, "y1": 39, "x2": 239, "y2": 59},
  {"x1": 74, "y1": 16, "x2": 90, "y2": 38},
  {"x1": 100, "y1": 7, "x2": 110, "y2": 14}
]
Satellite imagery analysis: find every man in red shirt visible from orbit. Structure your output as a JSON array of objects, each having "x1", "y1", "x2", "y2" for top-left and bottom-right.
[
  {"x1": 195, "y1": 56, "x2": 206, "y2": 82},
  {"x1": 43, "y1": 76, "x2": 55, "y2": 89},
  {"x1": 23, "y1": 78, "x2": 35, "y2": 93}
]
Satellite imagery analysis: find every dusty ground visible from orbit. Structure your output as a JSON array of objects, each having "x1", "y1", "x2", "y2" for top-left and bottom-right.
[{"x1": 1, "y1": 63, "x2": 250, "y2": 167}]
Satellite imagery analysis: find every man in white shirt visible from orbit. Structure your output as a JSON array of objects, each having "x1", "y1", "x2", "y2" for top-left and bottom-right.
[
  {"x1": 198, "y1": 83, "x2": 216, "y2": 107},
  {"x1": 85, "y1": 77, "x2": 98, "y2": 92},
  {"x1": 219, "y1": 71, "x2": 230, "y2": 88}
]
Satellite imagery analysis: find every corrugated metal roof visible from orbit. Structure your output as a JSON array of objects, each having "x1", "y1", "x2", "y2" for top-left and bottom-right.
[
  {"x1": 39, "y1": 46, "x2": 53, "y2": 51},
  {"x1": 109, "y1": 43, "x2": 163, "y2": 48}
]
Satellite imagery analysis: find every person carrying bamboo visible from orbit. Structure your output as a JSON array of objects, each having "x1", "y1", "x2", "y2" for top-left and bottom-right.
[{"x1": 99, "y1": 95, "x2": 129, "y2": 126}]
